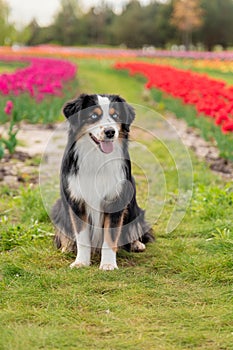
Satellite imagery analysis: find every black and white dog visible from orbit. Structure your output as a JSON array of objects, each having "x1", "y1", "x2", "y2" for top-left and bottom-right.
[{"x1": 52, "y1": 94, "x2": 154, "y2": 270}]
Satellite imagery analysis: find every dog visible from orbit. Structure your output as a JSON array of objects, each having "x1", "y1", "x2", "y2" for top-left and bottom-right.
[{"x1": 52, "y1": 93, "x2": 154, "y2": 270}]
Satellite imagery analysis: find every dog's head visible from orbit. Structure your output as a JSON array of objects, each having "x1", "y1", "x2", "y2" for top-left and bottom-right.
[{"x1": 63, "y1": 94, "x2": 135, "y2": 154}]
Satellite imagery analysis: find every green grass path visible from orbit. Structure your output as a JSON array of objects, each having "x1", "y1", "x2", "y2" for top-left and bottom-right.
[{"x1": 0, "y1": 59, "x2": 233, "y2": 350}]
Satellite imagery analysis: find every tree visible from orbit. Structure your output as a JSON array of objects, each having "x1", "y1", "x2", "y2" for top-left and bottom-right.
[
  {"x1": 24, "y1": 19, "x2": 55, "y2": 45},
  {"x1": 198, "y1": 0, "x2": 233, "y2": 50},
  {"x1": 25, "y1": 19, "x2": 41, "y2": 45},
  {"x1": 0, "y1": 0, "x2": 14, "y2": 45},
  {"x1": 52, "y1": 0, "x2": 82, "y2": 45},
  {"x1": 170, "y1": 0, "x2": 203, "y2": 50},
  {"x1": 13, "y1": 0, "x2": 233, "y2": 50},
  {"x1": 112, "y1": 0, "x2": 151, "y2": 48},
  {"x1": 81, "y1": 4, "x2": 115, "y2": 45},
  {"x1": 154, "y1": 0, "x2": 179, "y2": 47}
]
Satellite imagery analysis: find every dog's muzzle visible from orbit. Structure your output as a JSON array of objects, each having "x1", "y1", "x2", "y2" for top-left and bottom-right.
[{"x1": 90, "y1": 127, "x2": 117, "y2": 154}]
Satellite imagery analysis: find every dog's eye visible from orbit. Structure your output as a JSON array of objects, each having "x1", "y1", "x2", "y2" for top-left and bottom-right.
[
  {"x1": 111, "y1": 113, "x2": 119, "y2": 120},
  {"x1": 90, "y1": 113, "x2": 99, "y2": 120}
]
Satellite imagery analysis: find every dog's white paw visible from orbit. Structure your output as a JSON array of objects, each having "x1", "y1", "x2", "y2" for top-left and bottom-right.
[
  {"x1": 131, "y1": 240, "x2": 146, "y2": 252},
  {"x1": 70, "y1": 261, "x2": 90, "y2": 269},
  {"x1": 99, "y1": 263, "x2": 118, "y2": 271}
]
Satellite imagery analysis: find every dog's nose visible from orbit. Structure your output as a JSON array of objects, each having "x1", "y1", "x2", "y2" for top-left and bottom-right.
[{"x1": 104, "y1": 128, "x2": 115, "y2": 139}]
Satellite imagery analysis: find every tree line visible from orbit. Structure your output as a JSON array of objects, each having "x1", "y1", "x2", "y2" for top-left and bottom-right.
[{"x1": 1, "y1": 0, "x2": 233, "y2": 50}]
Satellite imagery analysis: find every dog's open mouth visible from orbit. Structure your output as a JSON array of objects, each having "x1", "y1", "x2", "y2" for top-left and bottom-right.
[{"x1": 90, "y1": 134, "x2": 114, "y2": 154}]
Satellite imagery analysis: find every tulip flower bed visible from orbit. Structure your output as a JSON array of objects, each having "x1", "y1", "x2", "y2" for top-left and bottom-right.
[
  {"x1": 115, "y1": 61, "x2": 233, "y2": 160},
  {"x1": 146, "y1": 58, "x2": 233, "y2": 87},
  {"x1": 2, "y1": 45, "x2": 233, "y2": 61},
  {"x1": 0, "y1": 55, "x2": 77, "y2": 124},
  {"x1": 0, "y1": 56, "x2": 76, "y2": 98},
  {"x1": 163, "y1": 58, "x2": 233, "y2": 74}
]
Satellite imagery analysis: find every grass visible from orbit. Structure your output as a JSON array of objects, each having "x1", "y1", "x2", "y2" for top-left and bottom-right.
[
  {"x1": 0, "y1": 58, "x2": 233, "y2": 350},
  {"x1": 0, "y1": 61, "x2": 27, "y2": 74}
]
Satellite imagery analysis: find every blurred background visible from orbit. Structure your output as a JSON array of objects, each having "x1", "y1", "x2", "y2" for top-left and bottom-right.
[{"x1": 1, "y1": 0, "x2": 233, "y2": 51}]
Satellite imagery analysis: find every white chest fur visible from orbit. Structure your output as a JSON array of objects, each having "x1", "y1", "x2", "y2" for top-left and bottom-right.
[{"x1": 67, "y1": 135, "x2": 125, "y2": 231}]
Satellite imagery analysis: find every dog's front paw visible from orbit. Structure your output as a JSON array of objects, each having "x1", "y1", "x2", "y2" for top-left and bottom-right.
[
  {"x1": 70, "y1": 261, "x2": 90, "y2": 269},
  {"x1": 99, "y1": 263, "x2": 118, "y2": 271}
]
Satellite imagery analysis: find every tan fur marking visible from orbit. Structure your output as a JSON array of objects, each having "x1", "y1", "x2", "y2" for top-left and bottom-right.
[
  {"x1": 69, "y1": 206, "x2": 86, "y2": 234},
  {"x1": 93, "y1": 107, "x2": 102, "y2": 116},
  {"x1": 104, "y1": 213, "x2": 125, "y2": 252},
  {"x1": 116, "y1": 123, "x2": 121, "y2": 132},
  {"x1": 69, "y1": 206, "x2": 78, "y2": 234},
  {"x1": 109, "y1": 107, "x2": 116, "y2": 115}
]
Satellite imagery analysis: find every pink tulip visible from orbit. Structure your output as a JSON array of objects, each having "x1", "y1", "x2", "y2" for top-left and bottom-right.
[
  {"x1": 0, "y1": 56, "x2": 77, "y2": 102},
  {"x1": 4, "y1": 100, "x2": 14, "y2": 115}
]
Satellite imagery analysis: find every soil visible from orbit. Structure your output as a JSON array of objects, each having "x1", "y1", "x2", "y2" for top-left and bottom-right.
[
  {"x1": 0, "y1": 123, "x2": 59, "y2": 187},
  {"x1": 0, "y1": 118, "x2": 232, "y2": 188},
  {"x1": 166, "y1": 112, "x2": 233, "y2": 179}
]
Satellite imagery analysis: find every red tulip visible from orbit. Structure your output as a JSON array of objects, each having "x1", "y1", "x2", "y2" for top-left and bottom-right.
[
  {"x1": 115, "y1": 62, "x2": 233, "y2": 133},
  {"x1": 222, "y1": 120, "x2": 233, "y2": 133}
]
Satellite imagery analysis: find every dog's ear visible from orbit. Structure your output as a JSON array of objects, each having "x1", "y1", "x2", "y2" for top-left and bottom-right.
[
  {"x1": 63, "y1": 93, "x2": 87, "y2": 119},
  {"x1": 123, "y1": 102, "x2": 135, "y2": 132},
  {"x1": 111, "y1": 95, "x2": 135, "y2": 132}
]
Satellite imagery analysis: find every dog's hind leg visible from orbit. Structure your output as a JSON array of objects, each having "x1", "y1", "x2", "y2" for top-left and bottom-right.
[
  {"x1": 131, "y1": 240, "x2": 146, "y2": 252},
  {"x1": 54, "y1": 228, "x2": 76, "y2": 253}
]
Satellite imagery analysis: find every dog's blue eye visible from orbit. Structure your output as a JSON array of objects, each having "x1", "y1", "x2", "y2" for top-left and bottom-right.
[
  {"x1": 111, "y1": 113, "x2": 118, "y2": 119},
  {"x1": 90, "y1": 113, "x2": 98, "y2": 120}
]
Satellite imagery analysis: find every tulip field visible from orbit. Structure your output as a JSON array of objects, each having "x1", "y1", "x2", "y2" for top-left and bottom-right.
[
  {"x1": 0, "y1": 46, "x2": 232, "y2": 160},
  {"x1": 0, "y1": 47, "x2": 233, "y2": 350},
  {"x1": 0, "y1": 56, "x2": 76, "y2": 99},
  {"x1": 114, "y1": 61, "x2": 233, "y2": 160},
  {"x1": 115, "y1": 61, "x2": 233, "y2": 133},
  {"x1": 0, "y1": 55, "x2": 77, "y2": 124}
]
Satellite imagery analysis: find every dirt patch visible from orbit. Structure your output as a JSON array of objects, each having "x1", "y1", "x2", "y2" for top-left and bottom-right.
[
  {"x1": 0, "y1": 151, "x2": 38, "y2": 186},
  {"x1": 0, "y1": 123, "x2": 58, "y2": 187},
  {"x1": 166, "y1": 112, "x2": 233, "y2": 179}
]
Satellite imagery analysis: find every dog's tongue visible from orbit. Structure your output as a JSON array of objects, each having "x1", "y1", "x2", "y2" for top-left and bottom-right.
[{"x1": 100, "y1": 141, "x2": 113, "y2": 154}]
